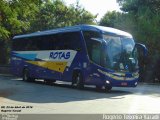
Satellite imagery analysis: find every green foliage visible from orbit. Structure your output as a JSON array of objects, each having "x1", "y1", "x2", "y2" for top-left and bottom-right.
[
  {"x1": 30, "y1": 0, "x2": 96, "y2": 31},
  {"x1": 116, "y1": 0, "x2": 160, "y2": 54},
  {"x1": 99, "y1": 11, "x2": 137, "y2": 35},
  {"x1": 0, "y1": 0, "x2": 39, "y2": 64},
  {"x1": 0, "y1": 0, "x2": 96, "y2": 39},
  {"x1": 0, "y1": 0, "x2": 96, "y2": 64},
  {"x1": 0, "y1": 0, "x2": 37, "y2": 40},
  {"x1": 100, "y1": 11, "x2": 121, "y2": 27},
  {"x1": 101, "y1": 0, "x2": 160, "y2": 56},
  {"x1": 117, "y1": 0, "x2": 160, "y2": 14}
]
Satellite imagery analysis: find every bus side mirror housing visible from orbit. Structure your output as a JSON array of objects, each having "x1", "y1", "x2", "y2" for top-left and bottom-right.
[
  {"x1": 76, "y1": 48, "x2": 82, "y2": 52},
  {"x1": 134, "y1": 43, "x2": 148, "y2": 58}
]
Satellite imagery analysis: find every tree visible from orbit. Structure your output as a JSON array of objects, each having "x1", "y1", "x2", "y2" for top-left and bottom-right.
[
  {"x1": 99, "y1": 11, "x2": 137, "y2": 36},
  {"x1": 100, "y1": 11, "x2": 120, "y2": 27},
  {"x1": 117, "y1": 0, "x2": 160, "y2": 14},
  {"x1": 0, "y1": 0, "x2": 39, "y2": 64},
  {"x1": 30, "y1": 0, "x2": 96, "y2": 32},
  {"x1": 117, "y1": 0, "x2": 160, "y2": 82},
  {"x1": 0, "y1": 0, "x2": 96, "y2": 64},
  {"x1": 100, "y1": 0, "x2": 160, "y2": 82},
  {"x1": 117, "y1": 0, "x2": 160, "y2": 55}
]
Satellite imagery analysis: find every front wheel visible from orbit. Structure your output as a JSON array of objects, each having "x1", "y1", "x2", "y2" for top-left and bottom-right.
[
  {"x1": 105, "y1": 85, "x2": 112, "y2": 92},
  {"x1": 72, "y1": 72, "x2": 84, "y2": 89}
]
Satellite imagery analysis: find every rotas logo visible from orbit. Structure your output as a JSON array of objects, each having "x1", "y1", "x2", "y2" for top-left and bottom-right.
[{"x1": 49, "y1": 51, "x2": 70, "y2": 59}]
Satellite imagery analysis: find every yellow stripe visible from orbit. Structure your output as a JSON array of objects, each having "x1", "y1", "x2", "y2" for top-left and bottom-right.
[
  {"x1": 26, "y1": 61, "x2": 67, "y2": 73},
  {"x1": 98, "y1": 69, "x2": 139, "y2": 81}
]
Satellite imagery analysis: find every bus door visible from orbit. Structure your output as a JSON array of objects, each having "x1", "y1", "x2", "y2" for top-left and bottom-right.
[{"x1": 88, "y1": 39, "x2": 103, "y2": 84}]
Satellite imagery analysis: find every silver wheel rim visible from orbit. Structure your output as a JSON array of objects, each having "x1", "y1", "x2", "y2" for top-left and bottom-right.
[
  {"x1": 76, "y1": 76, "x2": 80, "y2": 85},
  {"x1": 75, "y1": 74, "x2": 80, "y2": 86}
]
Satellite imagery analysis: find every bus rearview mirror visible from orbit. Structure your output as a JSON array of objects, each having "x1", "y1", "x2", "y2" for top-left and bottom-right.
[
  {"x1": 134, "y1": 43, "x2": 148, "y2": 58},
  {"x1": 76, "y1": 48, "x2": 82, "y2": 52}
]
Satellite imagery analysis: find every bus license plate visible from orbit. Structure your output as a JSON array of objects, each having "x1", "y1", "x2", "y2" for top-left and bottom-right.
[{"x1": 121, "y1": 82, "x2": 128, "y2": 86}]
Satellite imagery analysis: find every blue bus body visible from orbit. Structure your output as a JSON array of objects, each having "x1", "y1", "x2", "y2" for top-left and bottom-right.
[{"x1": 11, "y1": 25, "x2": 140, "y2": 89}]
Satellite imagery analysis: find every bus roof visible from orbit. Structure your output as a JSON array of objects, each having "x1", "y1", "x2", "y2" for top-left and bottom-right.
[{"x1": 13, "y1": 24, "x2": 132, "y2": 39}]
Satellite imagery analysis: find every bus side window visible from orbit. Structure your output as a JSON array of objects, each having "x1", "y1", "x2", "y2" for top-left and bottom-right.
[
  {"x1": 58, "y1": 32, "x2": 82, "y2": 50},
  {"x1": 69, "y1": 32, "x2": 82, "y2": 51},
  {"x1": 12, "y1": 38, "x2": 24, "y2": 51},
  {"x1": 24, "y1": 39, "x2": 32, "y2": 50},
  {"x1": 33, "y1": 35, "x2": 56, "y2": 50},
  {"x1": 12, "y1": 32, "x2": 82, "y2": 51},
  {"x1": 91, "y1": 41, "x2": 101, "y2": 65},
  {"x1": 41, "y1": 35, "x2": 54, "y2": 50}
]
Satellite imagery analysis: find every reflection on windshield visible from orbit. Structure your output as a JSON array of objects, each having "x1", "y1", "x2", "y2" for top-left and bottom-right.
[{"x1": 103, "y1": 35, "x2": 138, "y2": 72}]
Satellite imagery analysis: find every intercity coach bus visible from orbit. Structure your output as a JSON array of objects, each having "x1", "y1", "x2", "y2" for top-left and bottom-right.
[{"x1": 11, "y1": 25, "x2": 147, "y2": 91}]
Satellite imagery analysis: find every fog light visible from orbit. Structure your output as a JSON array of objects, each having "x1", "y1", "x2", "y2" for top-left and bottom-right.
[{"x1": 106, "y1": 80, "x2": 110, "y2": 84}]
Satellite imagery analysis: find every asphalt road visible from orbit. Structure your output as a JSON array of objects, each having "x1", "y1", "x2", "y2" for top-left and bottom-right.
[{"x1": 0, "y1": 75, "x2": 160, "y2": 114}]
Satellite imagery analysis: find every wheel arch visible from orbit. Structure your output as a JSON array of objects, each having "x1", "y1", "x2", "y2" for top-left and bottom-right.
[
  {"x1": 22, "y1": 65, "x2": 29, "y2": 76},
  {"x1": 72, "y1": 68, "x2": 85, "y2": 83},
  {"x1": 72, "y1": 68, "x2": 83, "y2": 77}
]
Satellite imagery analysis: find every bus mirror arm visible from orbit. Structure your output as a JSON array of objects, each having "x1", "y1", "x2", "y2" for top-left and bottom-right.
[
  {"x1": 76, "y1": 48, "x2": 82, "y2": 52},
  {"x1": 134, "y1": 43, "x2": 148, "y2": 58}
]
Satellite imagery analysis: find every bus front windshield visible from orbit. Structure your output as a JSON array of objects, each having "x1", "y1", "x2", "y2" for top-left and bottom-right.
[{"x1": 103, "y1": 34, "x2": 138, "y2": 72}]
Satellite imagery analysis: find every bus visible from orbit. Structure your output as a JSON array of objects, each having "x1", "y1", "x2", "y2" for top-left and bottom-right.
[{"x1": 11, "y1": 25, "x2": 147, "y2": 91}]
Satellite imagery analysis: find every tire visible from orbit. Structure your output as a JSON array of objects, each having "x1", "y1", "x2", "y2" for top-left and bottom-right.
[
  {"x1": 23, "y1": 69, "x2": 34, "y2": 82},
  {"x1": 72, "y1": 72, "x2": 84, "y2": 89},
  {"x1": 105, "y1": 85, "x2": 112, "y2": 92}
]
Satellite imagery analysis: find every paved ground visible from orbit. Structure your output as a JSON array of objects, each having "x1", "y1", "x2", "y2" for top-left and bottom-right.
[{"x1": 0, "y1": 75, "x2": 160, "y2": 114}]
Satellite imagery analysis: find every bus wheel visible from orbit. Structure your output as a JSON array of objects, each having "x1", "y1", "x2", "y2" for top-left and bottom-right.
[
  {"x1": 105, "y1": 85, "x2": 112, "y2": 92},
  {"x1": 72, "y1": 72, "x2": 84, "y2": 89},
  {"x1": 23, "y1": 69, "x2": 34, "y2": 82}
]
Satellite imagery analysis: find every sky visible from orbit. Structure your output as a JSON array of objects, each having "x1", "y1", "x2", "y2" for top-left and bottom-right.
[{"x1": 64, "y1": 0, "x2": 121, "y2": 21}]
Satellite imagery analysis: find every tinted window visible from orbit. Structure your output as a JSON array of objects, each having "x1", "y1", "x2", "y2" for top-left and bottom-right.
[
  {"x1": 12, "y1": 32, "x2": 82, "y2": 51},
  {"x1": 91, "y1": 40, "x2": 101, "y2": 65},
  {"x1": 57, "y1": 32, "x2": 82, "y2": 50},
  {"x1": 83, "y1": 31, "x2": 102, "y2": 65}
]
